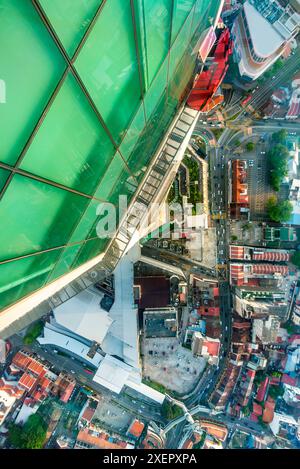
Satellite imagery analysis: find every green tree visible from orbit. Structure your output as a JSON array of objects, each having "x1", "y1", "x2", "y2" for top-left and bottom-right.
[
  {"x1": 267, "y1": 197, "x2": 293, "y2": 223},
  {"x1": 231, "y1": 235, "x2": 238, "y2": 242},
  {"x1": 246, "y1": 142, "x2": 255, "y2": 152},
  {"x1": 161, "y1": 400, "x2": 183, "y2": 421},
  {"x1": 9, "y1": 414, "x2": 47, "y2": 449},
  {"x1": 268, "y1": 143, "x2": 289, "y2": 191},
  {"x1": 271, "y1": 130, "x2": 287, "y2": 145},
  {"x1": 291, "y1": 251, "x2": 300, "y2": 268},
  {"x1": 268, "y1": 385, "x2": 284, "y2": 400},
  {"x1": 23, "y1": 321, "x2": 44, "y2": 345}
]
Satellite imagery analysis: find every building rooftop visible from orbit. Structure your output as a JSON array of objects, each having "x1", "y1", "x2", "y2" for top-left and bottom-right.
[
  {"x1": 127, "y1": 419, "x2": 145, "y2": 439},
  {"x1": 244, "y1": 1, "x2": 284, "y2": 57},
  {"x1": 135, "y1": 276, "x2": 170, "y2": 309},
  {"x1": 53, "y1": 289, "x2": 113, "y2": 344}
]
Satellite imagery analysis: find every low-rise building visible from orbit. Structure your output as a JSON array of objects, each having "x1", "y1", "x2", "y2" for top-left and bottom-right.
[
  {"x1": 229, "y1": 160, "x2": 249, "y2": 220},
  {"x1": 252, "y1": 316, "x2": 281, "y2": 344},
  {"x1": 191, "y1": 332, "x2": 220, "y2": 365},
  {"x1": 126, "y1": 419, "x2": 145, "y2": 441},
  {"x1": 0, "y1": 379, "x2": 24, "y2": 427}
]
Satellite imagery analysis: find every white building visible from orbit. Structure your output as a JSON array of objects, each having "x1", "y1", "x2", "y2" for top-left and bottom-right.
[
  {"x1": 269, "y1": 412, "x2": 298, "y2": 436},
  {"x1": 252, "y1": 315, "x2": 281, "y2": 344},
  {"x1": 232, "y1": 0, "x2": 300, "y2": 81},
  {"x1": 38, "y1": 244, "x2": 165, "y2": 405}
]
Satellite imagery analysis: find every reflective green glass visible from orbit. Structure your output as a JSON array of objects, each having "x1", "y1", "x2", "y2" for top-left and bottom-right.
[
  {"x1": 0, "y1": 249, "x2": 62, "y2": 311},
  {"x1": 47, "y1": 244, "x2": 82, "y2": 282},
  {"x1": 119, "y1": 104, "x2": 146, "y2": 162},
  {"x1": 75, "y1": 0, "x2": 141, "y2": 143},
  {"x1": 0, "y1": 175, "x2": 89, "y2": 261},
  {"x1": 169, "y1": 8, "x2": 193, "y2": 79},
  {"x1": 192, "y1": 0, "x2": 216, "y2": 34},
  {"x1": 73, "y1": 238, "x2": 109, "y2": 269},
  {"x1": 172, "y1": 0, "x2": 195, "y2": 43},
  {"x1": 68, "y1": 199, "x2": 104, "y2": 245},
  {"x1": 135, "y1": 0, "x2": 172, "y2": 88},
  {"x1": 39, "y1": 0, "x2": 103, "y2": 57},
  {"x1": 144, "y1": 57, "x2": 168, "y2": 119},
  {"x1": 168, "y1": 45, "x2": 195, "y2": 104},
  {"x1": 20, "y1": 73, "x2": 115, "y2": 195},
  {"x1": 94, "y1": 153, "x2": 137, "y2": 204},
  {"x1": 128, "y1": 90, "x2": 177, "y2": 183},
  {"x1": 0, "y1": 0, "x2": 65, "y2": 165},
  {"x1": 0, "y1": 169, "x2": 10, "y2": 192}
]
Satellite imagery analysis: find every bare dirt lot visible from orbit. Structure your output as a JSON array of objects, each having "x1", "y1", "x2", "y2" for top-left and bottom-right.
[{"x1": 142, "y1": 337, "x2": 206, "y2": 394}]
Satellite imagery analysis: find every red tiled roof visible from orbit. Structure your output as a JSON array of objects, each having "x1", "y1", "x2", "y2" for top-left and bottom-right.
[
  {"x1": 256, "y1": 377, "x2": 269, "y2": 402},
  {"x1": 12, "y1": 351, "x2": 46, "y2": 378},
  {"x1": 12, "y1": 352, "x2": 31, "y2": 370},
  {"x1": 60, "y1": 383, "x2": 75, "y2": 403},
  {"x1": 250, "y1": 413, "x2": 258, "y2": 422},
  {"x1": 252, "y1": 264, "x2": 288, "y2": 275},
  {"x1": 82, "y1": 406, "x2": 96, "y2": 423},
  {"x1": 127, "y1": 419, "x2": 145, "y2": 438},
  {"x1": 253, "y1": 402, "x2": 263, "y2": 416},
  {"x1": 198, "y1": 306, "x2": 220, "y2": 317},
  {"x1": 230, "y1": 246, "x2": 245, "y2": 260},
  {"x1": 203, "y1": 339, "x2": 220, "y2": 357},
  {"x1": 18, "y1": 373, "x2": 37, "y2": 391},
  {"x1": 252, "y1": 250, "x2": 290, "y2": 262},
  {"x1": 27, "y1": 360, "x2": 46, "y2": 378},
  {"x1": 281, "y1": 374, "x2": 297, "y2": 386},
  {"x1": 263, "y1": 398, "x2": 275, "y2": 423},
  {"x1": 77, "y1": 430, "x2": 123, "y2": 449},
  {"x1": 39, "y1": 377, "x2": 51, "y2": 390}
]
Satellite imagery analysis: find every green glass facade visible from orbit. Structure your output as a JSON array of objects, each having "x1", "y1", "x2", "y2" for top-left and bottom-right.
[{"x1": 0, "y1": 0, "x2": 221, "y2": 311}]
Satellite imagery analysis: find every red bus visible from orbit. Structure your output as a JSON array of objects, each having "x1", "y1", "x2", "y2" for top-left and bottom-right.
[{"x1": 241, "y1": 95, "x2": 251, "y2": 107}]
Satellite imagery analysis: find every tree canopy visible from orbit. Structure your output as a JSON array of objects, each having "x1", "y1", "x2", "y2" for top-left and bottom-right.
[
  {"x1": 9, "y1": 414, "x2": 47, "y2": 449},
  {"x1": 246, "y1": 142, "x2": 255, "y2": 152},
  {"x1": 161, "y1": 400, "x2": 183, "y2": 421},
  {"x1": 268, "y1": 143, "x2": 289, "y2": 191},
  {"x1": 271, "y1": 129, "x2": 287, "y2": 145},
  {"x1": 291, "y1": 251, "x2": 300, "y2": 268},
  {"x1": 267, "y1": 196, "x2": 293, "y2": 223}
]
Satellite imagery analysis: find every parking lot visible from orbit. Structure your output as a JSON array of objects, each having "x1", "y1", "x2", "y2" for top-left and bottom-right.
[
  {"x1": 142, "y1": 337, "x2": 206, "y2": 394},
  {"x1": 246, "y1": 138, "x2": 276, "y2": 220},
  {"x1": 93, "y1": 396, "x2": 133, "y2": 434}
]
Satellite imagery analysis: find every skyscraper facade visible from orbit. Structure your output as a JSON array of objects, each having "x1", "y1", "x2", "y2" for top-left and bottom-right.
[{"x1": 0, "y1": 1, "x2": 222, "y2": 321}]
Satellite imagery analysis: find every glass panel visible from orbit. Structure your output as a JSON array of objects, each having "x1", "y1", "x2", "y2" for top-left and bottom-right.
[
  {"x1": 119, "y1": 104, "x2": 146, "y2": 162},
  {"x1": 72, "y1": 238, "x2": 109, "y2": 269},
  {"x1": 191, "y1": 0, "x2": 219, "y2": 35},
  {"x1": 39, "y1": 0, "x2": 103, "y2": 57},
  {"x1": 0, "y1": 0, "x2": 66, "y2": 165},
  {"x1": 134, "y1": 0, "x2": 172, "y2": 88},
  {"x1": 128, "y1": 90, "x2": 177, "y2": 183},
  {"x1": 94, "y1": 153, "x2": 137, "y2": 204},
  {"x1": 169, "y1": 7, "x2": 193, "y2": 79},
  {"x1": 168, "y1": 45, "x2": 195, "y2": 105},
  {"x1": 75, "y1": 0, "x2": 142, "y2": 144},
  {"x1": 0, "y1": 175, "x2": 89, "y2": 261},
  {"x1": 172, "y1": 0, "x2": 195, "y2": 44},
  {"x1": 20, "y1": 73, "x2": 115, "y2": 195},
  {"x1": 47, "y1": 244, "x2": 82, "y2": 282},
  {"x1": 0, "y1": 249, "x2": 62, "y2": 311},
  {"x1": 68, "y1": 199, "x2": 103, "y2": 245},
  {"x1": 144, "y1": 57, "x2": 168, "y2": 119},
  {"x1": 0, "y1": 169, "x2": 10, "y2": 192}
]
